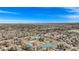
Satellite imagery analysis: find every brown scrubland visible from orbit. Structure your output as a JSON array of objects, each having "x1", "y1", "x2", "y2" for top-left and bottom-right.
[{"x1": 0, "y1": 23, "x2": 79, "y2": 51}]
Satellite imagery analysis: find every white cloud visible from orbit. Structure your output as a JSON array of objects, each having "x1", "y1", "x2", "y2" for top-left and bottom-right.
[
  {"x1": 69, "y1": 8, "x2": 79, "y2": 13},
  {"x1": 59, "y1": 14, "x2": 79, "y2": 23},
  {"x1": 61, "y1": 8, "x2": 79, "y2": 21},
  {"x1": 64, "y1": 7, "x2": 79, "y2": 14},
  {"x1": 64, "y1": 15, "x2": 79, "y2": 19},
  {"x1": 61, "y1": 15, "x2": 79, "y2": 23},
  {"x1": 0, "y1": 10, "x2": 18, "y2": 14}
]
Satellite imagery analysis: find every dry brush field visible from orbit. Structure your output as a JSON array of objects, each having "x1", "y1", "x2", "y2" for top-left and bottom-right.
[{"x1": 0, "y1": 23, "x2": 79, "y2": 51}]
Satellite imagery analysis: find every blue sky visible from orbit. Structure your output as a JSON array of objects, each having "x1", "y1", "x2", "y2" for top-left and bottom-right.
[{"x1": 0, "y1": 7, "x2": 79, "y2": 23}]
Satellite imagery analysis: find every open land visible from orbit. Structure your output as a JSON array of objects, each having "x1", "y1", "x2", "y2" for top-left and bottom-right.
[{"x1": 0, "y1": 23, "x2": 79, "y2": 51}]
